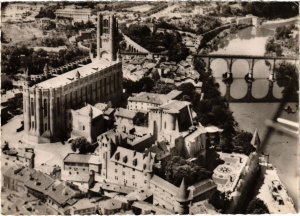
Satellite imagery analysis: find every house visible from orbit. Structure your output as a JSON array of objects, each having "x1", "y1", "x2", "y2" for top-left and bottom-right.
[
  {"x1": 114, "y1": 108, "x2": 139, "y2": 126},
  {"x1": 127, "y1": 90, "x2": 182, "y2": 112},
  {"x1": 66, "y1": 198, "x2": 98, "y2": 215},
  {"x1": 62, "y1": 153, "x2": 101, "y2": 185},
  {"x1": 98, "y1": 198, "x2": 124, "y2": 215}
]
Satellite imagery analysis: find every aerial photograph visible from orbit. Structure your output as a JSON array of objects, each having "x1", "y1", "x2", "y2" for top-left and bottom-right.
[{"x1": 1, "y1": 1, "x2": 299, "y2": 215}]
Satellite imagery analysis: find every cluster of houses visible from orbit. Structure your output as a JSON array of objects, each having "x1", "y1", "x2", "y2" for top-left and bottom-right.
[{"x1": 122, "y1": 54, "x2": 202, "y2": 93}]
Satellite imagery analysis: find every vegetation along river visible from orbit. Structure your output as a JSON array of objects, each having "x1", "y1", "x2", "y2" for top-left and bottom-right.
[{"x1": 209, "y1": 22, "x2": 299, "y2": 208}]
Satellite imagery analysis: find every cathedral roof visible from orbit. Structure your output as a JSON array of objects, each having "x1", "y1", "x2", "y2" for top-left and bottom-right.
[{"x1": 34, "y1": 58, "x2": 119, "y2": 89}]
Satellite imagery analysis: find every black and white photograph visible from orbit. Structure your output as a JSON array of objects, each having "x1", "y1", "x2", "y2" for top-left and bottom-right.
[{"x1": 1, "y1": 1, "x2": 299, "y2": 214}]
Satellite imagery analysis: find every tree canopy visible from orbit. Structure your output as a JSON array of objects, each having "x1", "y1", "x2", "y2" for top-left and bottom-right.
[
  {"x1": 161, "y1": 156, "x2": 212, "y2": 187},
  {"x1": 71, "y1": 137, "x2": 98, "y2": 154},
  {"x1": 246, "y1": 198, "x2": 269, "y2": 214},
  {"x1": 275, "y1": 61, "x2": 298, "y2": 100}
]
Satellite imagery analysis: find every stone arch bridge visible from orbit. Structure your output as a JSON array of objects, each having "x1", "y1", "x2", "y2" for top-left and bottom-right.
[{"x1": 197, "y1": 54, "x2": 299, "y2": 102}]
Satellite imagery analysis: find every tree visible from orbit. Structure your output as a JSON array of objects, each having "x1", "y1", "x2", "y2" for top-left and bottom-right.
[
  {"x1": 35, "y1": 7, "x2": 56, "y2": 19},
  {"x1": 275, "y1": 61, "x2": 298, "y2": 100},
  {"x1": 1, "y1": 79, "x2": 13, "y2": 91},
  {"x1": 139, "y1": 77, "x2": 155, "y2": 92},
  {"x1": 246, "y1": 198, "x2": 269, "y2": 214},
  {"x1": 161, "y1": 156, "x2": 212, "y2": 186},
  {"x1": 232, "y1": 131, "x2": 255, "y2": 155},
  {"x1": 168, "y1": 42, "x2": 189, "y2": 62},
  {"x1": 71, "y1": 137, "x2": 97, "y2": 154}
]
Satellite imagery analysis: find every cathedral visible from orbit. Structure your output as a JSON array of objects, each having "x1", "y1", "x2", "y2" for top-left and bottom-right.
[{"x1": 23, "y1": 13, "x2": 123, "y2": 143}]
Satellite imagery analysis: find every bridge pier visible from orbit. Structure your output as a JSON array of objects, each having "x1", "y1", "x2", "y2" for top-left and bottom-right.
[
  {"x1": 225, "y1": 83, "x2": 231, "y2": 101},
  {"x1": 245, "y1": 58, "x2": 255, "y2": 82},
  {"x1": 245, "y1": 82, "x2": 253, "y2": 101},
  {"x1": 268, "y1": 59, "x2": 276, "y2": 82}
]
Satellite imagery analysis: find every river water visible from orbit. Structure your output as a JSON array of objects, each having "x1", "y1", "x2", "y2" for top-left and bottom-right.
[{"x1": 209, "y1": 24, "x2": 299, "y2": 208}]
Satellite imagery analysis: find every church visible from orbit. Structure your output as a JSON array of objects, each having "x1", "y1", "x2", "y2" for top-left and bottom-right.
[{"x1": 23, "y1": 13, "x2": 123, "y2": 143}]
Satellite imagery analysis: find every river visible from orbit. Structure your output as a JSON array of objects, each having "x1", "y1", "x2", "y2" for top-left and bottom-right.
[{"x1": 209, "y1": 23, "x2": 299, "y2": 208}]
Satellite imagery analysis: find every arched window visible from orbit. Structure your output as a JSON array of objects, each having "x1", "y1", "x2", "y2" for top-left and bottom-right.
[{"x1": 83, "y1": 125, "x2": 85, "y2": 130}]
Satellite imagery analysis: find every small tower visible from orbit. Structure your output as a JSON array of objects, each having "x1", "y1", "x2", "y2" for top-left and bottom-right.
[
  {"x1": 43, "y1": 63, "x2": 50, "y2": 77},
  {"x1": 23, "y1": 67, "x2": 30, "y2": 86},
  {"x1": 75, "y1": 71, "x2": 81, "y2": 80},
  {"x1": 175, "y1": 178, "x2": 190, "y2": 214}
]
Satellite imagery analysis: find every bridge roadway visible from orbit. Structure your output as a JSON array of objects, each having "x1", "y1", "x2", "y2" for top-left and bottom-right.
[
  {"x1": 195, "y1": 54, "x2": 298, "y2": 61},
  {"x1": 120, "y1": 52, "x2": 298, "y2": 61}
]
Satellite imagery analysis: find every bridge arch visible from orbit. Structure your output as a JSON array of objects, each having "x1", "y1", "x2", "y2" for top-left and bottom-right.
[
  {"x1": 231, "y1": 59, "x2": 250, "y2": 78},
  {"x1": 253, "y1": 59, "x2": 272, "y2": 79},
  {"x1": 272, "y1": 82, "x2": 284, "y2": 99},
  {"x1": 230, "y1": 79, "x2": 248, "y2": 99},
  {"x1": 209, "y1": 58, "x2": 229, "y2": 78},
  {"x1": 252, "y1": 79, "x2": 269, "y2": 99}
]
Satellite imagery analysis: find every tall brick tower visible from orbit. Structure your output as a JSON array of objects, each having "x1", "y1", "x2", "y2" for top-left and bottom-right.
[{"x1": 96, "y1": 12, "x2": 118, "y2": 61}]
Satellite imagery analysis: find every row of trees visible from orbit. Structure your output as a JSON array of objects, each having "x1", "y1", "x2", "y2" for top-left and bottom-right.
[
  {"x1": 35, "y1": 7, "x2": 56, "y2": 19},
  {"x1": 2, "y1": 45, "x2": 88, "y2": 75},
  {"x1": 123, "y1": 24, "x2": 189, "y2": 62},
  {"x1": 41, "y1": 37, "x2": 66, "y2": 47},
  {"x1": 213, "y1": 2, "x2": 299, "y2": 19},
  {"x1": 193, "y1": 57, "x2": 238, "y2": 145}
]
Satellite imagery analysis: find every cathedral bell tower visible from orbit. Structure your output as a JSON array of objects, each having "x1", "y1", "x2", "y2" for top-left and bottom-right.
[{"x1": 96, "y1": 12, "x2": 118, "y2": 62}]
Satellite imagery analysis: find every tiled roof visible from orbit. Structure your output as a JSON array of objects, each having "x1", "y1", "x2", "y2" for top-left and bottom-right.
[
  {"x1": 128, "y1": 92, "x2": 170, "y2": 105},
  {"x1": 132, "y1": 201, "x2": 174, "y2": 214},
  {"x1": 114, "y1": 108, "x2": 137, "y2": 119},
  {"x1": 64, "y1": 153, "x2": 100, "y2": 164},
  {"x1": 188, "y1": 179, "x2": 217, "y2": 198},
  {"x1": 159, "y1": 100, "x2": 191, "y2": 113},
  {"x1": 98, "y1": 198, "x2": 123, "y2": 211},
  {"x1": 75, "y1": 104, "x2": 103, "y2": 119},
  {"x1": 25, "y1": 170, "x2": 55, "y2": 194},
  {"x1": 46, "y1": 181, "x2": 78, "y2": 205},
  {"x1": 150, "y1": 175, "x2": 178, "y2": 195}
]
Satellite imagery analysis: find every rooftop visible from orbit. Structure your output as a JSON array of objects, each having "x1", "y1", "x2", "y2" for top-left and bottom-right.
[
  {"x1": 150, "y1": 175, "x2": 178, "y2": 196},
  {"x1": 159, "y1": 100, "x2": 191, "y2": 113},
  {"x1": 128, "y1": 92, "x2": 170, "y2": 105},
  {"x1": 64, "y1": 153, "x2": 100, "y2": 164},
  {"x1": 46, "y1": 181, "x2": 78, "y2": 205},
  {"x1": 98, "y1": 198, "x2": 123, "y2": 211},
  {"x1": 34, "y1": 58, "x2": 119, "y2": 89},
  {"x1": 114, "y1": 108, "x2": 138, "y2": 119},
  {"x1": 74, "y1": 104, "x2": 103, "y2": 119}
]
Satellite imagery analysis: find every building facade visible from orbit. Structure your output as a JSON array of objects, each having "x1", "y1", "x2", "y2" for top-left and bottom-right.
[
  {"x1": 23, "y1": 13, "x2": 122, "y2": 143},
  {"x1": 55, "y1": 7, "x2": 92, "y2": 23}
]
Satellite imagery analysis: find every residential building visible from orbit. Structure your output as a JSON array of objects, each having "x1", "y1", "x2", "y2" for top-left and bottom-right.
[
  {"x1": 62, "y1": 153, "x2": 101, "y2": 185},
  {"x1": 55, "y1": 7, "x2": 92, "y2": 23},
  {"x1": 127, "y1": 90, "x2": 182, "y2": 112},
  {"x1": 150, "y1": 175, "x2": 217, "y2": 214}
]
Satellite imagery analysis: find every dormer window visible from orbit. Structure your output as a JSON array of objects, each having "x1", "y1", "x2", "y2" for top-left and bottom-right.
[
  {"x1": 115, "y1": 152, "x2": 120, "y2": 160},
  {"x1": 143, "y1": 164, "x2": 146, "y2": 170},
  {"x1": 133, "y1": 158, "x2": 137, "y2": 166},
  {"x1": 123, "y1": 156, "x2": 128, "y2": 163}
]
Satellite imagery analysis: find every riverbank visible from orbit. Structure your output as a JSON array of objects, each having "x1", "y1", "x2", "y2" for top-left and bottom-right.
[
  {"x1": 230, "y1": 102, "x2": 298, "y2": 209},
  {"x1": 262, "y1": 16, "x2": 299, "y2": 26}
]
